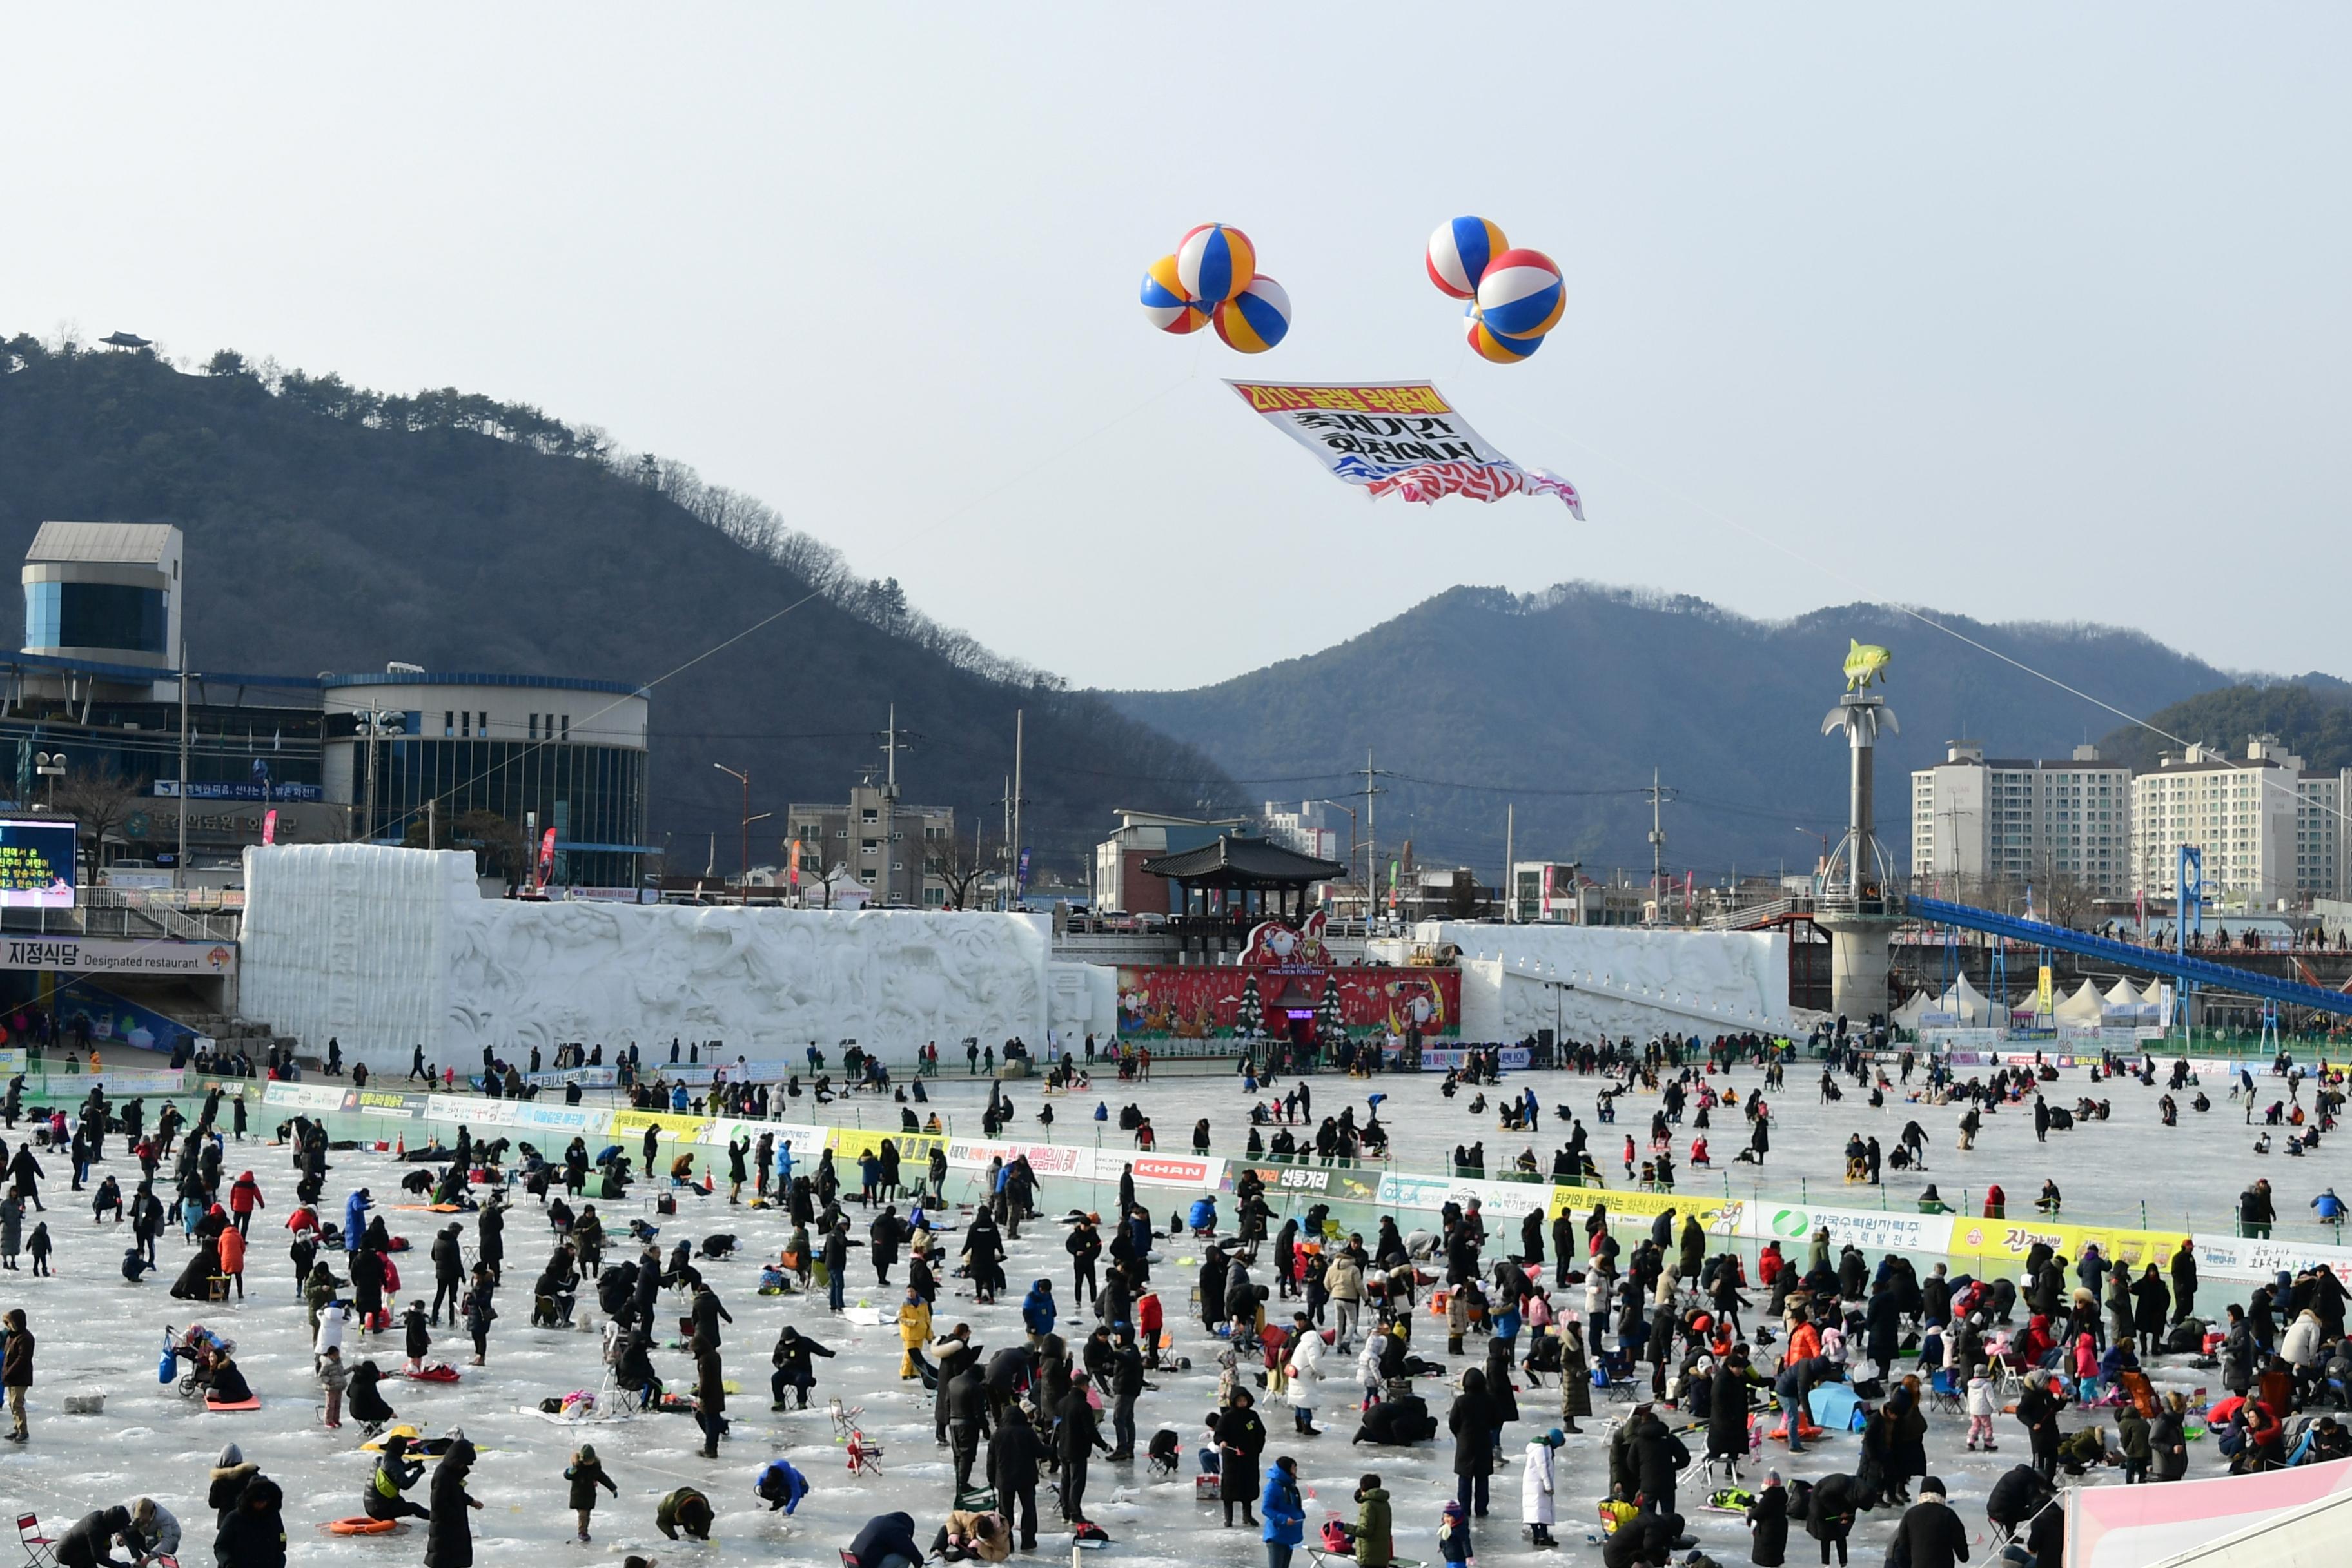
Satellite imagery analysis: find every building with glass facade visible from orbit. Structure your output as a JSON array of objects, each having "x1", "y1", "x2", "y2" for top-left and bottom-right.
[
  {"x1": 12, "y1": 522, "x2": 654, "y2": 888},
  {"x1": 321, "y1": 674, "x2": 652, "y2": 889}
]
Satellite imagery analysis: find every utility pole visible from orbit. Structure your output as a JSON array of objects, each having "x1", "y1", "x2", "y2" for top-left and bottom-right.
[
  {"x1": 1011, "y1": 708, "x2": 1025, "y2": 910},
  {"x1": 1503, "y1": 802, "x2": 1514, "y2": 923},
  {"x1": 1000, "y1": 774, "x2": 1012, "y2": 911},
  {"x1": 1645, "y1": 768, "x2": 1678, "y2": 924},
  {"x1": 876, "y1": 704, "x2": 919, "y2": 905},
  {"x1": 174, "y1": 634, "x2": 190, "y2": 890}
]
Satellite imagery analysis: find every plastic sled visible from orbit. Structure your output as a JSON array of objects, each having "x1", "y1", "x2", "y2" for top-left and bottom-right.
[
  {"x1": 206, "y1": 1395, "x2": 262, "y2": 1412},
  {"x1": 403, "y1": 1366, "x2": 462, "y2": 1384}
]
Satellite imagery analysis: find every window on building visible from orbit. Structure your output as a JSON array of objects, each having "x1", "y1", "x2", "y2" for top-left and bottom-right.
[
  {"x1": 444, "y1": 710, "x2": 455, "y2": 738},
  {"x1": 861, "y1": 838, "x2": 879, "y2": 854},
  {"x1": 560, "y1": 715, "x2": 569, "y2": 740},
  {"x1": 460, "y1": 710, "x2": 471, "y2": 735},
  {"x1": 529, "y1": 714, "x2": 540, "y2": 740},
  {"x1": 858, "y1": 870, "x2": 876, "y2": 885},
  {"x1": 861, "y1": 808, "x2": 878, "y2": 824}
]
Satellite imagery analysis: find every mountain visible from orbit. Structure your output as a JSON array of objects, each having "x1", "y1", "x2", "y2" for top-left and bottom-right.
[
  {"x1": 2099, "y1": 681, "x2": 2352, "y2": 776},
  {"x1": 0, "y1": 336, "x2": 1233, "y2": 878},
  {"x1": 1110, "y1": 583, "x2": 2273, "y2": 883}
]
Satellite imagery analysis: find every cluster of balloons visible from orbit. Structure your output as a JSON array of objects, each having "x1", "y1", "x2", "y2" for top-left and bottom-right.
[
  {"x1": 1426, "y1": 215, "x2": 1564, "y2": 364},
  {"x1": 1138, "y1": 224, "x2": 1292, "y2": 353}
]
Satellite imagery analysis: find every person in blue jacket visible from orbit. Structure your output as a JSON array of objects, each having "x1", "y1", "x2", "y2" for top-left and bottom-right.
[
  {"x1": 848, "y1": 1510, "x2": 923, "y2": 1568},
  {"x1": 1261, "y1": 1455, "x2": 1306, "y2": 1568},
  {"x1": 2314, "y1": 1189, "x2": 2346, "y2": 1223},
  {"x1": 755, "y1": 1457, "x2": 808, "y2": 1514},
  {"x1": 344, "y1": 1188, "x2": 373, "y2": 1255},
  {"x1": 776, "y1": 1139, "x2": 797, "y2": 1191},
  {"x1": 1022, "y1": 1279, "x2": 1056, "y2": 1346}
]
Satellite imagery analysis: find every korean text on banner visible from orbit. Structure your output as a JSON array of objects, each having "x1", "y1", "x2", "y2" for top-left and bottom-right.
[
  {"x1": 1228, "y1": 381, "x2": 1583, "y2": 516},
  {"x1": 609, "y1": 1109, "x2": 712, "y2": 1145},
  {"x1": 1752, "y1": 1202, "x2": 1955, "y2": 1258},
  {"x1": 828, "y1": 1127, "x2": 945, "y2": 1164}
]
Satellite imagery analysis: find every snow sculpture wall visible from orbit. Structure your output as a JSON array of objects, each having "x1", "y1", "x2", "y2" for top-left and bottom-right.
[
  {"x1": 243, "y1": 844, "x2": 1052, "y2": 1069},
  {"x1": 1435, "y1": 921, "x2": 1793, "y2": 1041}
]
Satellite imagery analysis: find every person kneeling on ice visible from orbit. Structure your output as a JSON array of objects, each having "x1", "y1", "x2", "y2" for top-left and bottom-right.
[
  {"x1": 756, "y1": 1458, "x2": 809, "y2": 1514},
  {"x1": 848, "y1": 1511, "x2": 923, "y2": 1568},
  {"x1": 934, "y1": 1508, "x2": 1011, "y2": 1562},
  {"x1": 656, "y1": 1487, "x2": 714, "y2": 1542},
  {"x1": 362, "y1": 1432, "x2": 431, "y2": 1524}
]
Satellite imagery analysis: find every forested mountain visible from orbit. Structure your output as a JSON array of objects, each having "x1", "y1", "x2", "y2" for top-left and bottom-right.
[
  {"x1": 0, "y1": 337, "x2": 1233, "y2": 879},
  {"x1": 2099, "y1": 680, "x2": 2352, "y2": 775},
  {"x1": 1112, "y1": 585, "x2": 2275, "y2": 883}
]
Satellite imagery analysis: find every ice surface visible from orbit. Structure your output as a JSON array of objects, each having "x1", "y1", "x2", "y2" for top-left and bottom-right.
[{"x1": 0, "y1": 1050, "x2": 2320, "y2": 1565}]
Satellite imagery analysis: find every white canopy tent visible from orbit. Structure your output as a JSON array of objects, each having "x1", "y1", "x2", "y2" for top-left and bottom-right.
[
  {"x1": 2055, "y1": 979, "x2": 2107, "y2": 1026},
  {"x1": 2104, "y1": 977, "x2": 2148, "y2": 1010},
  {"x1": 1891, "y1": 990, "x2": 1936, "y2": 1028},
  {"x1": 2146, "y1": 1485, "x2": 2352, "y2": 1568},
  {"x1": 1933, "y1": 973, "x2": 1992, "y2": 1024}
]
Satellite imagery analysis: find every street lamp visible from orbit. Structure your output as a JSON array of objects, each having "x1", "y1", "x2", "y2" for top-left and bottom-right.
[
  {"x1": 712, "y1": 763, "x2": 770, "y2": 905},
  {"x1": 33, "y1": 751, "x2": 65, "y2": 810},
  {"x1": 355, "y1": 709, "x2": 403, "y2": 843}
]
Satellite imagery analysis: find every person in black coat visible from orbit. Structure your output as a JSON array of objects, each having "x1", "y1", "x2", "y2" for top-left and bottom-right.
[
  {"x1": 212, "y1": 1475, "x2": 286, "y2": 1568},
  {"x1": 56, "y1": 1505, "x2": 132, "y2": 1568},
  {"x1": 1805, "y1": 1473, "x2": 1862, "y2": 1567},
  {"x1": 1629, "y1": 1407, "x2": 1690, "y2": 1519},
  {"x1": 424, "y1": 1438, "x2": 482, "y2": 1568},
  {"x1": 1217, "y1": 1391, "x2": 1268, "y2": 1528},
  {"x1": 1746, "y1": 1475, "x2": 1789, "y2": 1567},
  {"x1": 987, "y1": 1406, "x2": 1047, "y2": 1551},
  {"x1": 848, "y1": 1511, "x2": 923, "y2": 1568},
  {"x1": 1885, "y1": 1478, "x2": 1968, "y2": 1568},
  {"x1": 348, "y1": 1360, "x2": 396, "y2": 1433},
  {"x1": 1707, "y1": 1364, "x2": 1752, "y2": 1467},
  {"x1": 1602, "y1": 1509, "x2": 1679, "y2": 1568},
  {"x1": 1055, "y1": 1375, "x2": 1112, "y2": 1522},
  {"x1": 1447, "y1": 1368, "x2": 1497, "y2": 1518}
]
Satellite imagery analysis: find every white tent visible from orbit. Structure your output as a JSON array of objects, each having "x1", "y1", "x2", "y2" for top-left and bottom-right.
[
  {"x1": 2104, "y1": 977, "x2": 2146, "y2": 1010},
  {"x1": 2146, "y1": 1484, "x2": 2352, "y2": 1567},
  {"x1": 1891, "y1": 990, "x2": 1936, "y2": 1028},
  {"x1": 2054, "y1": 979, "x2": 2107, "y2": 1026},
  {"x1": 2068, "y1": 1455, "x2": 2352, "y2": 1568},
  {"x1": 1934, "y1": 973, "x2": 1990, "y2": 1024}
]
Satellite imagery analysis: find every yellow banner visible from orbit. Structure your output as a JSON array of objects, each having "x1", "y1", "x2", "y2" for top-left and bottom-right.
[
  {"x1": 1944, "y1": 1214, "x2": 2187, "y2": 1271},
  {"x1": 608, "y1": 1109, "x2": 712, "y2": 1144},
  {"x1": 828, "y1": 1127, "x2": 945, "y2": 1163}
]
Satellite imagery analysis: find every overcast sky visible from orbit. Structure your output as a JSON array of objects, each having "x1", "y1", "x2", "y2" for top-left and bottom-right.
[{"x1": 10, "y1": 8, "x2": 2346, "y2": 694}]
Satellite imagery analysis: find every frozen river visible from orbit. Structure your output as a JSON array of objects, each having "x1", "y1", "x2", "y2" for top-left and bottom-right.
[{"x1": 0, "y1": 1044, "x2": 2331, "y2": 1566}]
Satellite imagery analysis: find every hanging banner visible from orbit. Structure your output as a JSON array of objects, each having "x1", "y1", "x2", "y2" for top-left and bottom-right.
[
  {"x1": 262, "y1": 809, "x2": 278, "y2": 845},
  {"x1": 2037, "y1": 965, "x2": 2054, "y2": 1017},
  {"x1": 1228, "y1": 380, "x2": 1583, "y2": 516},
  {"x1": 536, "y1": 827, "x2": 557, "y2": 889}
]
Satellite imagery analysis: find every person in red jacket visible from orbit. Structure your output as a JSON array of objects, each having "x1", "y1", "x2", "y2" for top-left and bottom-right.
[{"x1": 228, "y1": 1171, "x2": 265, "y2": 1237}]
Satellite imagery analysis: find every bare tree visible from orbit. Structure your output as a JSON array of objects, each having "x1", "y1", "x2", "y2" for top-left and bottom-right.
[
  {"x1": 925, "y1": 819, "x2": 991, "y2": 910},
  {"x1": 50, "y1": 764, "x2": 142, "y2": 871}
]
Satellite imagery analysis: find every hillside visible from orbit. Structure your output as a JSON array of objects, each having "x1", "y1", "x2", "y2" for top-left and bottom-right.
[
  {"x1": 0, "y1": 337, "x2": 1233, "y2": 878},
  {"x1": 1112, "y1": 584, "x2": 2267, "y2": 882},
  {"x1": 2099, "y1": 680, "x2": 2352, "y2": 776}
]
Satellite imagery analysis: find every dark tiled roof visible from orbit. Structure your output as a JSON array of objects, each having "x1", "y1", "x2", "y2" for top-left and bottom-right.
[{"x1": 1141, "y1": 834, "x2": 1346, "y2": 887}]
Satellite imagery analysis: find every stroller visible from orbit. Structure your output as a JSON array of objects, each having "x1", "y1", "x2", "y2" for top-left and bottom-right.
[{"x1": 161, "y1": 1323, "x2": 236, "y2": 1400}]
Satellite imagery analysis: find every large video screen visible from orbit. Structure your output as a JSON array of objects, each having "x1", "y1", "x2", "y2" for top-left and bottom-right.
[{"x1": 0, "y1": 819, "x2": 77, "y2": 908}]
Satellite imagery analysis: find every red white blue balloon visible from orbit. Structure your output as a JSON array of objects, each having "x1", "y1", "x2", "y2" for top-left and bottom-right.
[
  {"x1": 1213, "y1": 275, "x2": 1291, "y2": 354},
  {"x1": 1140, "y1": 253, "x2": 1208, "y2": 335},
  {"x1": 1466, "y1": 306, "x2": 1542, "y2": 364},
  {"x1": 1175, "y1": 224, "x2": 1256, "y2": 306},
  {"x1": 1473, "y1": 248, "x2": 1565, "y2": 340},
  {"x1": 1426, "y1": 216, "x2": 1509, "y2": 300}
]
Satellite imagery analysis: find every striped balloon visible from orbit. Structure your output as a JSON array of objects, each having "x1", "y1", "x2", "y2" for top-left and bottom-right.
[
  {"x1": 1175, "y1": 224, "x2": 1256, "y2": 306},
  {"x1": 1213, "y1": 275, "x2": 1291, "y2": 354},
  {"x1": 1426, "y1": 216, "x2": 1509, "y2": 299},
  {"x1": 1474, "y1": 248, "x2": 1565, "y2": 339},
  {"x1": 1140, "y1": 253, "x2": 1208, "y2": 335},
  {"x1": 1466, "y1": 308, "x2": 1542, "y2": 364}
]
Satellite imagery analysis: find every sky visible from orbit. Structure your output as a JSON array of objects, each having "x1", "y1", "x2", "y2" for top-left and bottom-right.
[{"x1": 7, "y1": 8, "x2": 2347, "y2": 694}]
